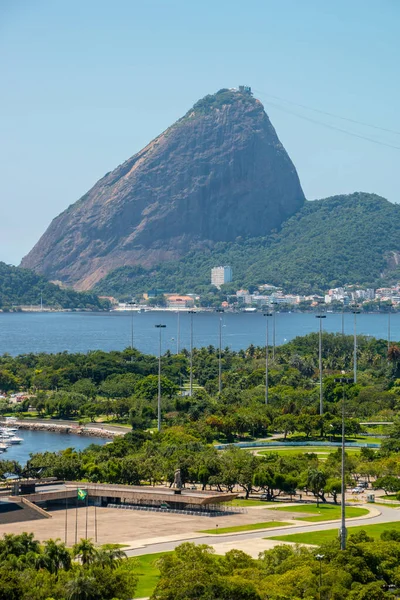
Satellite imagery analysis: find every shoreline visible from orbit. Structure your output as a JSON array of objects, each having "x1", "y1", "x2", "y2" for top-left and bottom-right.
[{"x1": 4, "y1": 420, "x2": 124, "y2": 439}]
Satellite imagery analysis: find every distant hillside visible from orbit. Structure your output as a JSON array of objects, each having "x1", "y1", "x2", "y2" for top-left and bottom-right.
[
  {"x1": 21, "y1": 88, "x2": 304, "y2": 289},
  {"x1": 95, "y1": 193, "x2": 400, "y2": 296},
  {"x1": 0, "y1": 263, "x2": 108, "y2": 310}
]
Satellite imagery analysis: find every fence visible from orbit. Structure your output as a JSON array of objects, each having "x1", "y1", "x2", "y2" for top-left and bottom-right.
[{"x1": 107, "y1": 501, "x2": 246, "y2": 517}]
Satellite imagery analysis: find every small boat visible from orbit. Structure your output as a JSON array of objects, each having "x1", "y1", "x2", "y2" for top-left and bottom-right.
[{"x1": 6, "y1": 436, "x2": 23, "y2": 445}]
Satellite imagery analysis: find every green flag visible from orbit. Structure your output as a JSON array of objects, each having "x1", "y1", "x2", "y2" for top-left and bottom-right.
[{"x1": 77, "y1": 488, "x2": 87, "y2": 501}]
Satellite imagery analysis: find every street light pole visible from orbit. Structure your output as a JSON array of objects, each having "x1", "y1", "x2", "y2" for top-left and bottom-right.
[
  {"x1": 177, "y1": 308, "x2": 180, "y2": 354},
  {"x1": 188, "y1": 310, "x2": 195, "y2": 396},
  {"x1": 341, "y1": 303, "x2": 345, "y2": 336},
  {"x1": 263, "y1": 313, "x2": 272, "y2": 405},
  {"x1": 352, "y1": 306, "x2": 360, "y2": 383},
  {"x1": 271, "y1": 302, "x2": 278, "y2": 361},
  {"x1": 315, "y1": 554, "x2": 324, "y2": 599},
  {"x1": 216, "y1": 309, "x2": 224, "y2": 394},
  {"x1": 316, "y1": 311, "x2": 327, "y2": 416},
  {"x1": 155, "y1": 324, "x2": 166, "y2": 431},
  {"x1": 129, "y1": 301, "x2": 134, "y2": 350},
  {"x1": 388, "y1": 303, "x2": 392, "y2": 352},
  {"x1": 334, "y1": 376, "x2": 354, "y2": 551}
]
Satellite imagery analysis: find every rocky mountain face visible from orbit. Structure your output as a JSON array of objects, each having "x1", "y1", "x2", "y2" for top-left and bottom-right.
[{"x1": 21, "y1": 89, "x2": 305, "y2": 289}]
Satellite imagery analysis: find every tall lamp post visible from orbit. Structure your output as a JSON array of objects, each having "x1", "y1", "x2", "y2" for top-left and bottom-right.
[
  {"x1": 155, "y1": 324, "x2": 166, "y2": 431},
  {"x1": 341, "y1": 303, "x2": 345, "y2": 336},
  {"x1": 263, "y1": 312, "x2": 272, "y2": 405},
  {"x1": 216, "y1": 309, "x2": 224, "y2": 394},
  {"x1": 176, "y1": 299, "x2": 183, "y2": 354},
  {"x1": 128, "y1": 301, "x2": 135, "y2": 350},
  {"x1": 388, "y1": 303, "x2": 392, "y2": 352},
  {"x1": 352, "y1": 305, "x2": 360, "y2": 383},
  {"x1": 271, "y1": 302, "x2": 278, "y2": 361},
  {"x1": 316, "y1": 310, "x2": 327, "y2": 415},
  {"x1": 315, "y1": 553, "x2": 324, "y2": 599},
  {"x1": 188, "y1": 310, "x2": 196, "y2": 396},
  {"x1": 334, "y1": 376, "x2": 354, "y2": 551}
]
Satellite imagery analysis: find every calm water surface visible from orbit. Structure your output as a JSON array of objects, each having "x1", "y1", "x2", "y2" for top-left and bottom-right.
[
  {"x1": 2, "y1": 429, "x2": 106, "y2": 465},
  {"x1": 0, "y1": 311, "x2": 397, "y2": 357}
]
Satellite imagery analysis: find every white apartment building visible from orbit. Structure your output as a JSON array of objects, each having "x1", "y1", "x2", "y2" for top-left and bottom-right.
[{"x1": 211, "y1": 266, "x2": 233, "y2": 288}]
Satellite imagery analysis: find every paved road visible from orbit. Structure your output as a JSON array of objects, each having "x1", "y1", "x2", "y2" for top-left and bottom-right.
[{"x1": 126, "y1": 505, "x2": 398, "y2": 557}]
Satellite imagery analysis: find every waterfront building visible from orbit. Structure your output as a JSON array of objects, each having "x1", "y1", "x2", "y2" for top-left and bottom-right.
[{"x1": 211, "y1": 266, "x2": 233, "y2": 288}]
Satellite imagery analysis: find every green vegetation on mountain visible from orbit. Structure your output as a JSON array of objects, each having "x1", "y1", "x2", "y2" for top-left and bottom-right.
[
  {"x1": 95, "y1": 193, "x2": 400, "y2": 297},
  {"x1": 0, "y1": 262, "x2": 108, "y2": 310}
]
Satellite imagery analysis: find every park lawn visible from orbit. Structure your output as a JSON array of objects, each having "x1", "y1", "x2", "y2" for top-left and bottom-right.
[
  {"x1": 132, "y1": 552, "x2": 169, "y2": 599},
  {"x1": 200, "y1": 521, "x2": 290, "y2": 535},
  {"x1": 271, "y1": 504, "x2": 369, "y2": 522},
  {"x1": 270, "y1": 521, "x2": 400, "y2": 546},
  {"x1": 226, "y1": 498, "x2": 277, "y2": 507},
  {"x1": 258, "y1": 447, "x2": 361, "y2": 458},
  {"x1": 349, "y1": 436, "x2": 383, "y2": 444}
]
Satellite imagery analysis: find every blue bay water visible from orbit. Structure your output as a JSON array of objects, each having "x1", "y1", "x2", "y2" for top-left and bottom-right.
[
  {"x1": 0, "y1": 310, "x2": 397, "y2": 357},
  {"x1": 2, "y1": 429, "x2": 106, "y2": 466},
  {"x1": 0, "y1": 310, "x2": 396, "y2": 461}
]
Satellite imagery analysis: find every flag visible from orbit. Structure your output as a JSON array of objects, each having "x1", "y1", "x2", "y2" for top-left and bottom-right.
[{"x1": 77, "y1": 488, "x2": 88, "y2": 501}]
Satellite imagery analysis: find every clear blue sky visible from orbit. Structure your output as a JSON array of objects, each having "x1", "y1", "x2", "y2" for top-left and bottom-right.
[{"x1": 1, "y1": 0, "x2": 399, "y2": 265}]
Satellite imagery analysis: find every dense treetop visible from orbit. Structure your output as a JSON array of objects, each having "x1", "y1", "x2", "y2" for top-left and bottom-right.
[
  {"x1": 0, "y1": 262, "x2": 108, "y2": 310},
  {"x1": 96, "y1": 193, "x2": 400, "y2": 297}
]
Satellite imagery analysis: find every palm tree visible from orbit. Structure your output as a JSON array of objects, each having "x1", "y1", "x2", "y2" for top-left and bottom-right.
[
  {"x1": 0, "y1": 532, "x2": 40, "y2": 560},
  {"x1": 65, "y1": 574, "x2": 98, "y2": 600},
  {"x1": 72, "y1": 539, "x2": 97, "y2": 566},
  {"x1": 388, "y1": 345, "x2": 400, "y2": 378},
  {"x1": 41, "y1": 538, "x2": 71, "y2": 576},
  {"x1": 95, "y1": 545, "x2": 126, "y2": 569}
]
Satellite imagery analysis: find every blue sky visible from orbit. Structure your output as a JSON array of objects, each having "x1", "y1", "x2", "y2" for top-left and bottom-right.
[{"x1": 1, "y1": 0, "x2": 399, "y2": 265}]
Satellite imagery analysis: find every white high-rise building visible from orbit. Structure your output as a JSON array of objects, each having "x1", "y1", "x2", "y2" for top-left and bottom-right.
[{"x1": 211, "y1": 266, "x2": 233, "y2": 288}]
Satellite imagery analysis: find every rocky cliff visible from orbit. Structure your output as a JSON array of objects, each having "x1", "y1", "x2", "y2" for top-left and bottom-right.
[{"x1": 21, "y1": 88, "x2": 305, "y2": 289}]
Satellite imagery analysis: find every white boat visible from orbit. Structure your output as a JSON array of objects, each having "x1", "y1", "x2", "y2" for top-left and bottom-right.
[{"x1": 5, "y1": 436, "x2": 23, "y2": 445}]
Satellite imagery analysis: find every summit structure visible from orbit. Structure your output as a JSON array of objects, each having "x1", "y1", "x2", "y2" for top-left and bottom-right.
[{"x1": 22, "y1": 88, "x2": 305, "y2": 289}]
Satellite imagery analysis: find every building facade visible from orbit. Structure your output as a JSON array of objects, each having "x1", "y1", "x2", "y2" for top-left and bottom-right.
[{"x1": 211, "y1": 266, "x2": 233, "y2": 288}]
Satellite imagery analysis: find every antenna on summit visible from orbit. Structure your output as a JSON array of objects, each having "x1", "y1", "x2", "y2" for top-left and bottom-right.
[{"x1": 238, "y1": 85, "x2": 252, "y2": 95}]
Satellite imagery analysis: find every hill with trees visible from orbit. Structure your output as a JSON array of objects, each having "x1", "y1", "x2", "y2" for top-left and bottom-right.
[
  {"x1": 21, "y1": 88, "x2": 304, "y2": 289},
  {"x1": 0, "y1": 262, "x2": 109, "y2": 310},
  {"x1": 95, "y1": 192, "x2": 400, "y2": 297}
]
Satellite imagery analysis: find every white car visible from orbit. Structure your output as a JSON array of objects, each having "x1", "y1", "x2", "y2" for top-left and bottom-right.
[{"x1": 352, "y1": 487, "x2": 363, "y2": 494}]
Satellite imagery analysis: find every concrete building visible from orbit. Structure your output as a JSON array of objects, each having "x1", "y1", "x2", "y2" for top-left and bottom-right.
[
  {"x1": 211, "y1": 266, "x2": 233, "y2": 289},
  {"x1": 166, "y1": 295, "x2": 195, "y2": 309}
]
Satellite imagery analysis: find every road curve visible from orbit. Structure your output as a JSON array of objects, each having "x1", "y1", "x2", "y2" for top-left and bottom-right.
[{"x1": 125, "y1": 505, "x2": 398, "y2": 557}]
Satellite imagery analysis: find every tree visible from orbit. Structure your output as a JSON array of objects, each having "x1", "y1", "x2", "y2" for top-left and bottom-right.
[
  {"x1": 72, "y1": 539, "x2": 97, "y2": 566},
  {"x1": 65, "y1": 575, "x2": 98, "y2": 600},
  {"x1": 40, "y1": 538, "x2": 71, "y2": 576},
  {"x1": 374, "y1": 475, "x2": 400, "y2": 495},
  {"x1": 307, "y1": 468, "x2": 327, "y2": 507},
  {"x1": 94, "y1": 545, "x2": 126, "y2": 569}
]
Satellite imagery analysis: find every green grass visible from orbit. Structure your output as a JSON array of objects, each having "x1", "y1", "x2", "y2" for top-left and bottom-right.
[
  {"x1": 270, "y1": 521, "x2": 400, "y2": 546},
  {"x1": 258, "y1": 447, "x2": 362, "y2": 458},
  {"x1": 351, "y1": 436, "x2": 383, "y2": 444},
  {"x1": 225, "y1": 498, "x2": 277, "y2": 507},
  {"x1": 271, "y1": 504, "x2": 369, "y2": 522},
  {"x1": 132, "y1": 552, "x2": 168, "y2": 598},
  {"x1": 200, "y1": 521, "x2": 290, "y2": 535},
  {"x1": 374, "y1": 501, "x2": 400, "y2": 508}
]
